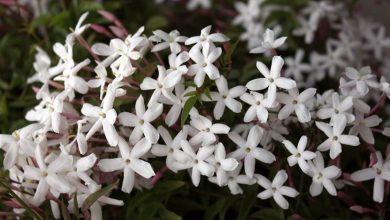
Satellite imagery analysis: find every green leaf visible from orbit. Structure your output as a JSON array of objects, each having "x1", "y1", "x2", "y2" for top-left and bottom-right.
[
  {"x1": 81, "y1": 181, "x2": 118, "y2": 212},
  {"x1": 251, "y1": 208, "x2": 284, "y2": 220},
  {"x1": 146, "y1": 16, "x2": 168, "y2": 32},
  {"x1": 203, "y1": 88, "x2": 212, "y2": 100},
  {"x1": 73, "y1": 192, "x2": 80, "y2": 220},
  {"x1": 183, "y1": 91, "x2": 198, "y2": 97},
  {"x1": 237, "y1": 186, "x2": 258, "y2": 220},
  {"x1": 204, "y1": 198, "x2": 227, "y2": 220},
  {"x1": 60, "y1": 199, "x2": 72, "y2": 220},
  {"x1": 160, "y1": 208, "x2": 182, "y2": 220},
  {"x1": 180, "y1": 95, "x2": 197, "y2": 127},
  {"x1": 0, "y1": 96, "x2": 8, "y2": 116},
  {"x1": 79, "y1": 2, "x2": 104, "y2": 11},
  {"x1": 154, "y1": 180, "x2": 185, "y2": 193}
]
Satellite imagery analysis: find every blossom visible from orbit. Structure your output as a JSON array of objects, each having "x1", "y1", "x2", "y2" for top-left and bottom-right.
[
  {"x1": 364, "y1": 26, "x2": 390, "y2": 60},
  {"x1": 342, "y1": 66, "x2": 379, "y2": 96},
  {"x1": 277, "y1": 87, "x2": 316, "y2": 123},
  {"x1": 185, "y1": 25, "x2": 229, "y2": 48},
  {"x1": 282, "y1": 136, "x2": 316, "y2": 172},
  {"x1": 140, "y1": 65, "x2": 182, "y2": 106},
  {"x1": 188, "y1": 42, "x2": 222, "y2": 87},
  {"x1": 98, "y1": 137, "x2": 155, "y2": 193},
  {"x1": 351, "y1": 151, "x2": 390, "y2": 203},
  {"x1": 349, "y1": 113, "x2": 382, "y2": 144},
  {"x1": 88, "y1": 62, "x2": 108, "y2": 100},
  {"x1": 187, "y1": 0, "x2": 211, "y2": 10},
  {"x1": 250, "y1": 29, "x2": 287, "y2": 54},
  {"x1": 69, "y1": 183, "x2": 123, "y2": 220},
  {"x1": 178, "y1": 141, "x2": 215, "y2": 186},
  {"x1": 228, "y1": 125, "x2": 275, "y2": 178},
  {"x1": 256, "y1": 170, "x2": 299, "y2": 209},
  {"x1": 246, "y1": 56, "x2": 297, "y2": 106},
  {"x1": 209, "y1": 163, "x2": 256, "y2": 194},
  {"x1": 240, "y1": 92, "x2": 270, "y2": 123},
  {"x1": 150, "y1": 30, "x2": 187, "y2": 54},
  {"x1": 118, "y1": 95, "x2": 162, "y2": 144},
  {"x1": 81, "y1": 84, "x2": 119, "y2": 146},
  {"x1": 316, "y1": 115, "x2": 360, "y2": 159},
  {"x1": 307, "y1": 152, "x2": 341, "y2": 196},
  {"x1": 151, "y1": 126, "x2": 189, "y2": 172},
  {"x1": 189, "y1": 115, "x2": 230, "y2": 146},
  {"x1": 284, "y1": 49, "x2": 311, "y2": 82},
  {"x1": 207, "y1": 143, "x2": 239, "y2": 186},
  {"x1": 203, "y1": 76, "x2": 246, "y2": 120},
  {"x1": 316, "y1": 92, "x2": 355, "y2": 123},
  {"x1": 23, "y1": 146, "x2": 73, "y2": 205},
  {"x1": 0, "y1": 123, "x2": 41, "y2": 169}
]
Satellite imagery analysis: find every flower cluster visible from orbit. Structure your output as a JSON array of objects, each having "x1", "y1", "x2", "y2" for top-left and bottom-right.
[{"x1": 0, "y1": 6, "x2": 390, "y2": 219}]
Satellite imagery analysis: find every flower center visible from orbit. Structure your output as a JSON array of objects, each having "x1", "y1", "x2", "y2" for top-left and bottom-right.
[
  {"x1": 99, "y1": 112, "x2": 106, "y2": 118},
  {"x1": 268, "y1": 78, "x2": 274, "y2": 83},
  {"x1": 42, "y1": 171, "x2": 48, "y2": 177},
  {"x1": 334, "y1": 109, "x2": 339, "y2": 114},
  {"x1": 245, "y1": 147, "x2": 251, "y2": 152},
  {"x1": 125, "y1": 159, "x2": 131, "y2": 164},
  {"x1": 256, "y1": 101, "x2": 261, "y2": 105},
  {"x1": 139, "y1": 119, "x2": 144, "y2": 125},
  {"x1": 333, "y1": 136, "x2": 338, "y2": 141},
  {"x1": 295, "y1": 152, "x2": 301, "y2": 158},
  {"x1": 292, "y1": 100, "x2": 298, "y2": 104}
]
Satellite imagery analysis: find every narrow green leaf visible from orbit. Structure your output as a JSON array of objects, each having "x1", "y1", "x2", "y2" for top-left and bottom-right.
[
  {"x1": 237, "y1": 186, "x2": 258, "y2": 220},
  {"x1": 73, "y1": 192, "x2": 80, "y2": 220},
  {"x1": 203, "y1": 88, "x2": 212, "y2": 100},
  {"x1": 60, "y1": 199, "x2": 72, "y2": 220},
  {"x1": 180, "y1": 95, "x2": 197, "y2": 127},
  {"x1": 81, "y1": 181, "x2": 118, "y2": 212},
  {"x1": 183, "y1": 91, "x2": 198, "y2": 97},
  {"x1": 204, "y1": 198, "x2": 227, "y2": 220},
  {"x1": 146, "y1": 16, "x2": 168, "y2": 31},
  {"x1": 160, "y1": 208, "x2": 182, "y2": 220},
  {"x1": 251, "y1": 208, "x2": 284, "y2": 220}
]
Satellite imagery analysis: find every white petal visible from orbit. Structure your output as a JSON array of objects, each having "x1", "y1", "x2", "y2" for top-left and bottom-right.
[{"x1": 130, "y1": 159, "x2": 155, "y2": 178}]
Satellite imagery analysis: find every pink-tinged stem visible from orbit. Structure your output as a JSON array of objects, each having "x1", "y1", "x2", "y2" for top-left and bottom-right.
[
  {"x1": 61, "y1": 112, "x2": 81, "y2": 120},
  {"x1": 368, "y1": 93, "x2": 386, "y2": 115},
  {"x1": 350, "y1": 205, "x2": 376, "y2": 214},
  {"x1": 48, "y1": 80, "x2": 65, "y2": 90},
  {"x1": 91, "y1": 24, "x2": 114, "y2": 38},
  {"x1": 151, "y1": 166, "x2": 169, "y2": 185},
  {"x1": 76, "y1": 35, "x2": 100, "y2": 62},
  {"x1": 337, "y1": 191, "x2": 355, "y2": 206},
  {"x1": 0, "y1": 212, "x2": 24, "y2": 217}
]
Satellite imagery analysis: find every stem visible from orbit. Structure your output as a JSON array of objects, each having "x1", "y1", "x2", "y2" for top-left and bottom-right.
[{"x1": 151, "y1": 166, "x2": 169, "y2": 185}]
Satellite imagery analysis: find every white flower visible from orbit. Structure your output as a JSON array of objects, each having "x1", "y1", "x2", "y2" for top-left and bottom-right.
[
  {"x1": 203, "y1": 76, "x2": 246, "y2": 120},
  {"x1": 67, "y1": 153, "x2": 97, "y2": 185},
  {"x1": 189, "y1": 115, "x2": 230, "y2": 146},
  {"x1": 284, "y1": 49, "x2": 311, "y2": 82},
  {"x1": 140, "y1": 65, "x2": 182, "y2": 106},
  {"x1": 282, "y1": 136, "x2": 316, "y2": 172},
  {"x1": 118, "y1": 95, "x2": 162, "y2": 144},
  {"x1": 54, "y1": 59, "x2": 90, "y2": 100},
  {"x1": 277, "y1": 87, "x2": 316, "y2": 123},
  {"x1": 379, "y1": 77, "x2": 390, "y2": 99},
  {"x1": 68, "y1": 12, "x2": 90, "y2": 39},
  {"x1": 188, "y1": 42, "x2": 222, "y2": 87},
  {"x1": 349, "y1": 113, "x2": 382, "y2": 144},
  {"x1": 23, "y1": 146, "x2": 73, "y2": 206},
  {"x1": 151, "y1": 126, "x2": 189, "y2": 172},
  {"x1": 292, "y1": 16, "x2": 318, "y2": 44},
  {"x1": 307, "y1": 152, "x2": 341, "y2": 196},
  {"x1": 150, "y1": 30, "x2": 187, "y2": 54},
  {"x1": 256, "y1": 170, "x2": 299, "y2": 209},
  {"x1": 163, "y1": 83, "x2": 199, "y2": 126},
  {"x1": 232, "y1": 0, "x2": 262, "y2": 27},
  {"x1": 250, "y1": 29, "x2": 287, "y2": 54},
  {"x1": 0, "y1": 123, "x2": 41, "y2": 169},
  {"x1": 187, "y1": 0, "x2": 211, "y2": 10},
  {"x1": 209, "y1": 163, "x2": 256, "y2": 194},
  {"x1": 240, "y1": 92, "x2": 270, "y2": 123},
  {"x1": 342, "y1": 66, "x2": 379, "y2": 96},
  {"x1": 70, "y1": 183, "x2": 123, "y2": 220},
  {"x1": 207, "y1": 143, "x2": 239, "y2": 186},
  {"x1": 316, "y1": 92, "x2": 355, "y2": 123},
  {"x1": 167, "y1": 51, "x2": 189, "y2": 75},
  {"x1": 88, "y1": 62, "x2": 108, "y2": 100},
  {"x1": 185, "y1": 26, "x2": 229, "y2": 48},
  {"x1": 351, "y1": 151, "x2": 390, "y2": 203},
  {"x1": 313, "y1": 43, "x2": 346, "y2": 77},
  {"x1": 98, "y1": 136, "x2": 155, "y2": 193},
  {"x1": 316, "y1": 115, "x2": 360, "y2": 159},
  {"x1": 364, "y1": 26, "x2": 390, "y2": 60},
  {"x1": 246, "y1": 56, "x2": 297, "y2": 106},
  {"x1": 81, "y1": 85, "x2": 119, "y2": 146},
  {"x1": 228, "y1": 126, "x2": 275, "y2": 178},
  {"x1": 178, "y1": 141, "x2": 215, "y2": 186}
]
